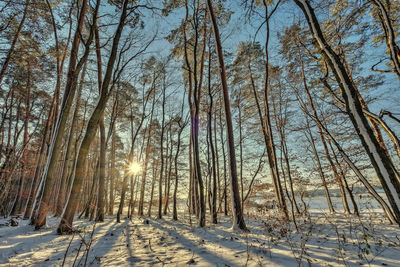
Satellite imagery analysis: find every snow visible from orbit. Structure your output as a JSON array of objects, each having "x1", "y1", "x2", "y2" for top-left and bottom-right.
[{"x1": 1, "y1": 202, "x2": 400, "y2": 267}]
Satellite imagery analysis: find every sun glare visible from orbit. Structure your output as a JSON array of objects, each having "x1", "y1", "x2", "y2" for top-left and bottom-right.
[{"x1": 129, "y1": 161, "x2": 142, "y2": 175}]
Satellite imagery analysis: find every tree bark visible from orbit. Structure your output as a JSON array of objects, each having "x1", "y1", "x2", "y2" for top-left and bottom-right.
[
  {"x1": 94, "y1": 21, "x2": 106, "y2": 222},
  {"x1": 108, "y1": 130, "x2": 116, "y2": 215},
  {"x1": 158, "y1": 73, "x2": 166, "y2": 219},
  {"x1": 207, "y1": 46, "x2": 217, "y2": 224},
  {"x1": 173, "y1": 114, "x2": 186, "y2": 220},
  {"x1": 207, "y1": 0, "x2": 247, "y2": 231},
  {"x1": 182, "y1": 0, "x2": 205, "y2": 226},
  {"x1": 305, "y1": 118, "x2": 335, "y2": 213},
  {"x1": 10, "y1": 69, "x2": 31, "y2": 215},
  {"x1": 261, "y1": 0, "x2": 288, "y2": 219}
]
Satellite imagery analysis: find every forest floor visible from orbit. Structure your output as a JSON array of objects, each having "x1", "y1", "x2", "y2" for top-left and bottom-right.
[{"x1": 0, "y1": 209, "x2": 400, "y2": 266}]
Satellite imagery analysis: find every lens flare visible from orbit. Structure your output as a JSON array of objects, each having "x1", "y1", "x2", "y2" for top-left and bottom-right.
[{"x1": 128, "y1": 161, "x2": 142, "y2": 175}]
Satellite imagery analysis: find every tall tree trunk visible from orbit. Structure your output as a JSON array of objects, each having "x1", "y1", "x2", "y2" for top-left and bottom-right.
[
  {"x1": 271, "y1": 87, "x2": 300, "y2": 215},
  {"x1": 158, "y1": 74, "x2": 166, "y2": 219},
  {"x1": 138, "y1": 125, "x2": 152, "y2": 216},
  {"x1": 237, "y1": 88, "x2": 244, "y2": 207},
  {"x1": 207, "y1": 46, "x2": 217, "y2": 224},
  {"x1": 147, "y1": 163, "x2": 157, "y2": 217},
  {"x1": 108, "y1": 130, "x2": 116, "y2": 215},
  {"x1": 94, "y1": 21, "x2": 106, "y2": 222},
  {"x1": 218, "y1": 103, "x2": 228, "y2": 216},
  {"x1": 214, "y1": 105, "x2": 221, "y2": 211},
  {"x1": 117, "y1": 171, "x2": 130, "y2": 223},
  {"x1": 305, "y1": 119, "x2": 335, "y2": 213},
  {"x1": 182, "y1": 0, "x2": 206, "y2": 227},
  {"x1": 163, "y1": 126, "x2": 173, "y2": 215},
  {"x1": 248, "y1": 59, "x2": 287, "y2": 216},
  {"x1": 173, "y1": 115, "x2": 186, "y2": 220},
  {"x1": 10, "y1": 70, "x2": 31, "y2": 215},
  {"x1": 207, "y1": 0, "x2": 247, "y2": 230},
  {"x1": 328, "y1": 140, "x2": 359, "y2": 216},
  {"x1": 262, "y1": 1, "x2": 288, "y2": 218}
]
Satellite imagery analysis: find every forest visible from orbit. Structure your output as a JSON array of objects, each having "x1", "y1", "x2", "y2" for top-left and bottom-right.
[{"x1": 0, "y1": 0, "x2": 400, "y2": 266}]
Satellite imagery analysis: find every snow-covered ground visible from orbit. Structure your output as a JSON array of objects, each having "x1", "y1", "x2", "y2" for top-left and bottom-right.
[{"x1": 1, "y1": 198, "x2": 400, "y2": 266}]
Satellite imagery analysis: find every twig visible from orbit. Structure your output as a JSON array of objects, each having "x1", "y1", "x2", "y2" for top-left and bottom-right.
[{"x1": 61, "y1": 232, "x2": 75, "y2": 267}]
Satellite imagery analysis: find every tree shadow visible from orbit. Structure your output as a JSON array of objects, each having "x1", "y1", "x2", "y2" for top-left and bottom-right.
[
  {"x1": 146, "y1": 217, "x2": 271, "y2": 266},
  {"x1": 1, "y1": 217, "x2": 120, "y2": 266}
]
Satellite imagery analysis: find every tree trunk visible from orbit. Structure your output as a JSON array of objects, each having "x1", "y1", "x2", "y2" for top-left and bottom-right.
[
  {"x1": 138, "y1": 126, "x2": 152, "y2": 216},
  {"x1": 207, "y1": 47, "x2": 217, "y2": 224},
  {"x1": 207, "y1": 0, "x2": 247, "y2": 231},
  {"x1": 271, "y1": 88, "x2": 300, "y2": 215},
  {"x1": 262, "y1": 1, "x2": 288, "y2": 218},
  {"x1": 173, "y1": 116, "x2": 186, "y2": 220},
  {"x1": 219, "y1": 103, "x2": 228, "y2": 216},
  {"x1": 305, "y1": 119, "x2": 335, "y2": 213},
  {"x1": 328, "y1": 140, "x2": 359, "y2": 216},
  {"x1": 158, "y1": 74, "x2": 166, "y2": 220},
  {"x1": 163, "y1": 127, "x2": 173, "y2": 215},
  {"x1": 117, "y1": 171, "x2": 130, "y2": 223},
  {"x1": 182, "y1": 0, "x2": 206, "y2": 226},
  {"x1": 10, "y1": 70, "x2": 31, "y2": 215},
  {"x1": 95, "y1": 21, "x2": 106, "y2": 222},
  {"x1": 108, "y1": 130, "x2": 116, "y2": 215},
  {"x1": 147, "y1": 163, "x2": 157, "y2": 217}
]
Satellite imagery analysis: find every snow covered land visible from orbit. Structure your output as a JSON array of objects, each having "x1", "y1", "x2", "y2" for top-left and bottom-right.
[{"x1": 1, "y1": 196, "x2": 400, "y2": 267}]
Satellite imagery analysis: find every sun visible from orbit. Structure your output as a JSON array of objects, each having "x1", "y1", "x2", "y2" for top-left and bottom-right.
[{"x1": 128, "y1": 161, "x2": 142, "y2": 175}]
